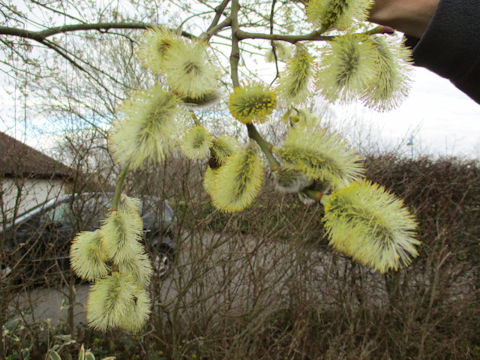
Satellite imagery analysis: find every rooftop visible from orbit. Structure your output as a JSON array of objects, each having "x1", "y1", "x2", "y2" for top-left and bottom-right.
[{"x1": 0, "y1": 132, "x2": 73, "y2": 179}]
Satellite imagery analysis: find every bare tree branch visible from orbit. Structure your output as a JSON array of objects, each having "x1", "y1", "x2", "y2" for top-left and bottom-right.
[
  {"x1": 0, "y1": 23, "x2": 194, "y2": 42},
  {"x1": 39, "y1": 39, "x2": 88, "y2": 73},
  {"x1": 229, "y1": 0, "x2": 240, "y2": 87},
  {"x1": 237, "y1": 29, "x2": 332, "y2": 43},
  {"x1": 205, "y1": 0, "x2": 232, "y2": 39}
]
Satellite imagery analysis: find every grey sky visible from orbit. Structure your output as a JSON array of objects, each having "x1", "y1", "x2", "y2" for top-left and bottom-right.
[{"x1": 330, "y1": 67, "x2": 480, "y2": 158}]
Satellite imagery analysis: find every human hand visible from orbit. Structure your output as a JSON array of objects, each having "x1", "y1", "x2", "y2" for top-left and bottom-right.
[{"x1": 368, "y1": 0, "x2": 440, "y2": 38}]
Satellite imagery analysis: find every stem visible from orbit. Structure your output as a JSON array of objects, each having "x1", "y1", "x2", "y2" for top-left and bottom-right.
[
  {"x1": 203, "y1": 0, "x2": 233, "y2": 41},
  {"x1": 365, "y1": 25, "x2": 395, "y2": 35},
  {"x1": 191, "y1": 112, "x2": 201, "y2": 126},
  {"x1": 67, "y1": 275, "x2": 76, "y2": 335},
  {"x1": 237, "y1": 29, "x2": 332, "y2": 43},
  {"x1": 112, "y1": 162, "x2": 131, "y2": 210},
  {"x1": 0, "y1": 23, "x2": 194, "y2": 41},
  {"x1": 247, "y1": 124, "x2": 279, "y2": 170},
  {"x1": 302, "y1": 189, "x2": 325, "y2": 203},
  {"x1": 204, "y1": 17, "x2": 232, "y2": 41},
  {"x1": 269, "y1": 0, "x2": 280, "y2": 85},
  {"x1": 229, "y1": 0, "x2": 241, "y2": 87},
  {"x1": 237, "y1": 26, "x2": 390, "y2": 44}
]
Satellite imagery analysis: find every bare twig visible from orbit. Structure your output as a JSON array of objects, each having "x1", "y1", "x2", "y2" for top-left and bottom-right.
[
  {"x1": 229, "y1": 0, "x2": 241, "y2": 87},
  {"x1": 268, "y1": 0, "x2": 280, "y2": 85},
  {"x1": 204, "y1": 0, "x2": 232, "y2": 40},
  {"x1": 238, "y1": 29, "x2": 331, "y2": 43}
]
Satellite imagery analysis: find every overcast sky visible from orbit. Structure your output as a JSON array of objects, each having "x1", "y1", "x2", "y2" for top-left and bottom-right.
[{"x1": 350, "y1": 67, "x2": 480, "y2": 158}]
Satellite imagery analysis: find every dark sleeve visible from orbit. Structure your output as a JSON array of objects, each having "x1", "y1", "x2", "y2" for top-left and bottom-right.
[{"x1": 405, "y1": 0, "x2": 480, "y2": 104}]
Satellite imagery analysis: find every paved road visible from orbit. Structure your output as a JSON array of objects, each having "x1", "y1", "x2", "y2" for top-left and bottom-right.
[
  {"x1": 10, "y1": 231, "x2": 376, "y2": 328},
  {"x1": 12, "y1": 284, "x2": 90, "y2": 326},
  {"x1": 13, "y1": 230, "x2": 474, "y2": 330}
]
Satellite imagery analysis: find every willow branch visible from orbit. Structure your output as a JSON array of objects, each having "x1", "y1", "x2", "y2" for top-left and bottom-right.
[
  {"x1": 0, "y1": 23, "x2": 194, "y2": 42},
  {"x1": 178, "y1": 10, "x2": 215, "y2": 31},
  {"x1": 204, "y1": 0, "x2": 232, "y2": 40},
  {"x1": 237, "y1": 29, "x2": 332, "y2": 43},
  {"x1": 247, "y1": 124, "x2": 279, "y2": 170},
  {"x1": 205, "y1": 17, "x2": 232, "y2": 41},
  {"x1": 30, "y1": 0, "x2": 87, "y2": 24},
  {"x1": 191, "y1": 112, "x2": 201, "y2": 126},
  {"x1": 269, "y1": 0, "x2": 279, "y2": 85},
  {"x1": 39, "y1": 39, "x2": 87, "y2": 73},
  {"x1": 38, "y1": 39, "x2": 127, "y2": 100},
  {"x1": 112, "y1": 162, "x2": 131, "y2": 210},
  {"x1": 238, "y1": 25, "x2": 393, "y2": 43},
  {"x1": 229, "y1": 0, "x2": 241, "y2": 87}
]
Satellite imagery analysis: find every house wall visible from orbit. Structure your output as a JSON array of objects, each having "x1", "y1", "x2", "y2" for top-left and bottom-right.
[{"x1": 0, "y1": 178, "x2": 66, "y2": 220}]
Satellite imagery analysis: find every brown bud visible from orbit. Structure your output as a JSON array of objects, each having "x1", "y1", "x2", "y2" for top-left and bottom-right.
[{"x1": 208, "y1": 156, "x2": 220, "y2": 169}]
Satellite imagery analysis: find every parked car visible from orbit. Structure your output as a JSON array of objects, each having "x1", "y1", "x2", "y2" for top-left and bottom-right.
[{"x1": 0, "y1": 193, "x2": 176, "y2": 284}]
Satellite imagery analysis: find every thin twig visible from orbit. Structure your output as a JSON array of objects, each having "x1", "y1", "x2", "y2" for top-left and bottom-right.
[
  {"x1": 204, "y1": 0, "x2": 232, "y2": 40},
  {"x1": 30, "y1": 0, "x2": 87, "y2": 24},
  {"x1": 269, "y1": 0, "x2": 280, "y2": 85},
  {"x1": 205, "y1": 17, "x2": 233, "y2": 41}
]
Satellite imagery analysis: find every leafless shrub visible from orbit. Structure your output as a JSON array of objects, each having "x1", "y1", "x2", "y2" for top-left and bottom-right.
[{"x1": 2, "y1": 149, "x2": 479, "y2": 359}]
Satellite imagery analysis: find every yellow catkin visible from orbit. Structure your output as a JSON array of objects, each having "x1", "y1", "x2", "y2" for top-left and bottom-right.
[
  {"x1": 362, "y1": 35, "x2": 413, "y2": 111},
  {"x1": 211, "y1": 135, "x2": 241, "y2": 166},
  {"x1": 203, "y1": 166, "x2": 218, "y2": 197},
  {"x1": 180, "y1": 125, "x2": 213, "y2": 160},
  {"x1": 162, "y1": 39, "x2": 220, "y2": 101},
  {"x1": 70, "y1": 230, "x2": 110, "y2": 281},
  {"x1": 275, "y1": 121, "x2": 363, "y2": 190},
  {"x1": 117, "y1": 241, "x2": 153, "y2": 286},
  {"x1": 315, "y1": 34, "x2": 377, "y2": 103},
  {"x1": 109, "y1": 85, "x2": 183, "y2": 169},
  {"x1": 138, "y1": 27, "x2": 182, "y2": 74},
  {"x1": 116, "y1": 285, "x2": 151, "y2": 332},
  {"x1": 87, "y1": 273, "x2": 149, "y2": 331},
  {"x1": 228, "y1": 84, "x2": 277, "y2": 124},
  {"x1": 208, "y1": 143, "x2": 265, "y2": 212},
  {"x1": 323, "y1": 180, "x2": 420, "y2": 273},
  {"x1": 278, "y1": 44, "x2": 314, "y2": 105},
  {"x1": 99, "y1": 208, "x2": 143, "y2": 264},
  {"x1": 307, "y1": 0, "x2": 373, "y2": 32}
]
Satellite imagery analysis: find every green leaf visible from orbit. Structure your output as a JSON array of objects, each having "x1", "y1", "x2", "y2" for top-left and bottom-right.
[
  {"x1": 48, "y1": 350, "x2": 62, "y2": 360},
  {"x1": 78, "y1": 345, "x2": 85, "y2": 360}
]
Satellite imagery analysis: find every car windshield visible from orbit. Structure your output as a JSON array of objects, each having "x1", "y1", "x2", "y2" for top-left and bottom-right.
[
  {"x1": 39, "y1": 194, "x2": 110, "y2": 229},
  {"x1": 1, "y1": 193, "x2": 174, "y2": 235},
  {"x1": 42, "y1": 202, "x2": 72, "y2": 225}
]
